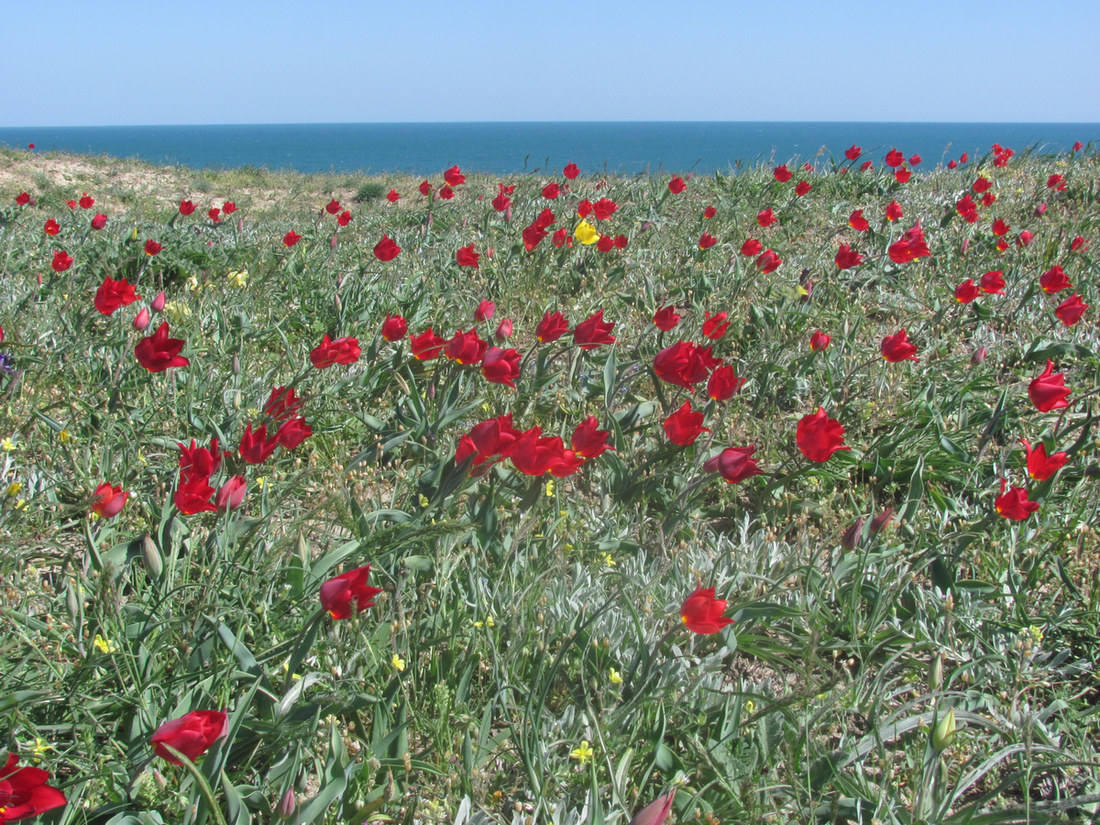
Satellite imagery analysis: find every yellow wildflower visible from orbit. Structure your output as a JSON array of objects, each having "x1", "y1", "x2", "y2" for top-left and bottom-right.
[
  {"x1": 544, "y1": 479, "x2": 555, "y2": 498},
  {"x1": 574, "y1": 220, "x2": 601, "y2": 245},
  {"x1": 93, "y1": 634, "x2": 117, "y2": 654},
  {"x1": 392, "y1": 654, "x2": 407, "y2": 672},
  {"x1": 603, "y1": 553, "x2": 616, "y2": 567},
  {"x1": 6, "y1": 481, "x2": 22, "y2": 498},
  {"x1": 58, "y1": 430, "x2": 72, "y2": 444},
  {"x1": 227, "y1": 268, "x2": 249, "y2": 288},
  {"x1": 418, "y1": 494, "x2": 430, "y2": 508},
  {"x1": 1, "y1": 437, "x2": 15, "y2": 451},
  {"x1": 570, "y1": 740, "x2": 594, "y2": 764},
  {"x1": 608, "y1": 667, "x2": 623, "y2": 685}
]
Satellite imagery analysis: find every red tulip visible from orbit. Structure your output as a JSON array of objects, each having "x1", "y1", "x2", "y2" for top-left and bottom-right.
[
  {"x1": 238, "y1": 424, "x2": 279, "y2": 465},
  {"x1": 773, "y1": 164, "x2": 793, "y2": 182},
  {"x1": 91, "y1": 213, "x2": 108, "y2": 230},
  {"x1": 263, "y1": 387, "x2": 303, "y2": 424},
  {"x1": 740, "y1": 238, "x2": 763, "y2": 256},
  {"x1": 1055, "y1": 294, "x2": 1088, "y2": 326},
  {"x1": 664, "y1": 401, "x2": 709, "y2": 446},
  {"x1": 456, "y1": 244, "x2": 480, "y2": 268},
  {"x1": 178, "y1": 438, "x2": 223, "y2": 483},
  {"x1": 848, "y1": 209, "x2": 869, "y2": 231},
  {"x1": 386, "y1": 188, "x2": 401, "y2": 203},
  {"x1": 324, "y1": 198, "x2": 341, "y2": 215},
  {"x1": 410, "y1": 328, "x2": 447, "y2": 360},
  {"x1": 207, "y1": 207, "x2": 221, "y2": 223},
  {"x1": 1047, "y1": 174, "x2": 1066, "y2": 191},
  {"x1": 809, "y1": 330, "x2": 830, "y2": 351},
  {"x1": 0, "y1": 753, "x2": 67, "y2": 821},
  {"x1": 1028, "y1": 360, "x2": 1071, "y2": 412},
  {"x1": 972, "y1": 177, "x2": 992, "y2": 194},
  {"x1": 275, "y1": 417, "x2": 312, "y2": 449},
  {"x1": 888, "y1": 222, "x2": 931, "y2": 264},
  {"x1": 668, "y1": 175, "x2": 686, "y2": 193},
  {"x1": 571, "y1": 416, "x2": 614, "y2": 458},
  {"x1": 995, "y1": 479, "x2": 1039, "y2": 521},
  {"x1": 797, "y1": 407, "x2": 849, "y2": 462},
  {"x1": 283, "y1": 230, "x2": 301, "y2": 247},
  {"x1": 222, "y1": 202, "x2": 236, "y2": 214},
  {"x1": 444, "y1": 329, "x2": 488, "y2": 366},
  {"x1": 1039, "y1": 265, "x2": 1071, "y2": 293},
  {"x1": 1020, "y1": 439, "x2": 1068, "y2": 481},
  {"x1": 885, "y1": 200, "x2": 903, "y2": 222},
  {"x1": 443, "y1": 165, "x2": 465, "y2": 186},
  {"x1": 311, "y1": 334, "x2": 361, "y2": 369},
  {"x1": 179, "y1": 199, "x2": 195, "y2": 216},
  {"x1": 536, "y1": 311, "x2": 570, "y2": 343},
  {"x1": 991, "y1": 218, "x2": 1010, "y2": 237},
  {"x1": 43, "y1": 218, "x2": 60, "y2": 236},
  {"x1": 481, "y1": 346, "x2": 521, "y2": 387},
  {"x1": 702, "y1": 311, "x2": 729, "y2": 339},
  {"x1": 592, "y1": 198, "x2": 618, "y2": 220},
  {"x1": 703, "y1": 445, "x2": 762, "y2": 484},
  {"x1": 15, "y1": 192, "x2": 31, "y2": 206},
  {"x1": 703, "y1": 205, "x2": 717, "y2": 219},
  {"x1": 795, "y1": 180, "x2": 812, "y2": 196},
  {"x1": 563, "y1": 162, "x2": 580, "y2": 179},
  {"x1": 955, "y1": 194, "x2": 978, "y2": 223},
  {"x1": 144, "y1": 239, "x2": 162, "y2": 256},
  {"x1": 320, "y1": 565, "x2": 383, "y2": 620},
  {"x1": 895, "y1": 168, "x2": 912, "y2": 184},
  {"x1": 1016, "y1": 230, "x2": 1034, "y2": 248},
  {"x1": 881, "y1": 329, "x2": 919, "y2": 362},
  {"x1": 381, "y1": 314, "x2": 408, "y2": 342},
  {"x1": 135, "y1": 323, "x2": 189, "y2": 372},
  {"x1": 653, "y1": 304, "x2": 681, "y2": 331},
  {"x1": 93, "y1": 482, "x2": 128, "y2": 519},
  {"x1": 844, "y1": 145, "x2": 862, "y2": 161},
  {"x1": 79, "y1": 193, "x2": 94, "y2": 209},
  {"x1": 94, "y1": 276, "x2": 141, "y2": 315},
  {"x1": 653, "y1": 341, "x2": 718, "y2": 388},
  {"x1": 373, "y1": 235, "x2": 401, "y2": 261},
  {"x1": 834, "y1": 244, "x2": 863, "y2": 270},
  {"x1": 573, "y1": 310, "x2": 615, "y2": 349},
  {"x1": 698, "y1": 232, "x2": 717, "y2": 250},
  {"x1": 979, "y1": 270, "x2": 1005, "y2": 295},
  {"x1": 707, "y1": 365, "x2": 745, "y2": 401},
  {"x1": 151, "y1": 710, "x2": 228, "y2": 764},
  {"x1": 1071, "y1": 236, "x2": 1088, "y2": 252},
  {"x1": 955, "y1": 280, "x2": 980, "y2": 303},
  {"x1": 756, "y1": 208, "x2": 778, "y2": 228},
  {"x1": 680, "y1": 587, "x2": 732, "y2": 634},
  {"x1": 151, "y1": 291, "x2": 167, "y2": 313},
  {"x1": 494, "y1": 318, "x2": 513, "y2": 341},
  {"x1": 755, "y1": 249, "x2": 782, "y2": 273},
  {"x1": 51, "y1": 250, "x2": 74, "y2": 272},
  {"x1": 474, "y1": 299, "x2": 495, "y2": 323},
  {"x1": 337, "y1": 210, "x2": 352, "y2": 226},
  {"x1": 885, "y1": 148, "x2": 904, "y2": 168},
  {"x1": 216, "y1": 475, "x2": 247, "y2": 512}
]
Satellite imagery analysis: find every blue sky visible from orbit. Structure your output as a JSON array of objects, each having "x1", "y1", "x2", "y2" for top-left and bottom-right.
[{"x1": 5, "y1": 0, "x2": 1099, "y2": 126}]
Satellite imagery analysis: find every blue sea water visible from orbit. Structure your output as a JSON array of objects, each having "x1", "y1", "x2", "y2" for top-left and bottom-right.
[{"x1": 0, "y1": 122, "x2": 1095, "y2": 177}]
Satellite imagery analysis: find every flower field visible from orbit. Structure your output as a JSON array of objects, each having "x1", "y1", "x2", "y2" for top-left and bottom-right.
[{"x1": 1, "y1": 140, "x2": 1099, "y2": 824}]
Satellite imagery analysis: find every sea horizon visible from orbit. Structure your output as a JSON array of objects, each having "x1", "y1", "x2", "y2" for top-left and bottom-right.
[{"x1": 2, "y1": 121, "x2": 1095, "y2": 177}]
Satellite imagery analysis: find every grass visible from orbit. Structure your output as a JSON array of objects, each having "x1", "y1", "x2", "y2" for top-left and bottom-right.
[{"x1": 1, "y1": 142, "x2": 1099, "y2": 825}]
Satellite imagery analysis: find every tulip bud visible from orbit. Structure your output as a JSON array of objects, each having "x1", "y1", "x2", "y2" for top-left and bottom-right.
[
  {"x1": 931, "y1": 707, "x2": 956, "y2": 750},
  {"x1": 151, "y1": 291, "x2": 167, "y2": 313},
  {"x1": 334, "y1": 293, "x2": 342, "y2": 313},
  {"x1": 132, "y1": 307, "x2": 151, "y2": 331},
  {"x1": 1034, "y1": 202, "x2": 1047, "y2": 217},
  {"x1": 961, "y1": 238, "x2": 970, "y2": 256},
  {"x1": 129, "y1": 226, "x2": 139, "y2": 242},
  {"x1": 142, "y1": 534, "x2": 164, "y2": 578},
  {"x1": 970, "y1": 346, "x2": 987, "y2": 367},
  {"x1": 869, "y1": 507, "x2": 894, "y2": 536},
  {"x1": 495, "y1": 318, "x2": 513, "y2": 342},
  {"x1": 278, "y1": 788, "x2": 297, "y2": 819},
  {"x1": 841, "y1": 518, "x2": 863, "y2": 551},
  {"x1": 232, "y1": 354, "x2": 241, "y2": 375},
  {"x1": 216, "y1": 475, "x2": 247, "y2": 512},
  {"x1": 504, "y1": 205, "x2": 512, "y2": 223},
  {"x1": 331, "y1": 233, "x2": 338, "y2": 249},
  {"x1": 66, "y1": 578, "x2": 82, "y2": 621},
  {"x1": 929, "y1": 653, "x2": 944, "y2": 691}
]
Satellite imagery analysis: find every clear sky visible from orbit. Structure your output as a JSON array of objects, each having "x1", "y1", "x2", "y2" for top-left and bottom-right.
[{"x1": 5, "y1": 0, "x2": 1098, "y2": 126}]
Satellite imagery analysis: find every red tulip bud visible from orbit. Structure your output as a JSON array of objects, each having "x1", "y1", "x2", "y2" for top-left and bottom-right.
[
  {"x1": 870, "y1": 507, "x2": 894, "y2": 535},
  {"x1": 970, "y1": 346, "x2": 987, "y2": 367},
  {"x1": 495, "y1": 318, "x2": 513, "y2": 342},
  {"x1": 132, "y1": 307, "x2": 151, "y2": 331},
  {"x1": 278, "y1": 788, "x2": 297, "y2": 819},
  {"x1": 841, "y1": 518, "x2": 864, "y2": 551},
  {"x1": 1034, "y1": 202, "x2": 1047, "y2": 217},
  {"x1": 151, "y1": 291, "x2": 167, "y2": 313}
]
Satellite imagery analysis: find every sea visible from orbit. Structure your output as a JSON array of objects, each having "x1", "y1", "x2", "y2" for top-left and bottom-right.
[{"x1": 0, "y1": 122, "x2": 1095, "y2": 177}]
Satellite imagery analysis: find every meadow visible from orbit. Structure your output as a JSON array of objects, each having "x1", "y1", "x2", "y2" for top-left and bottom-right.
[{"x1": 1, "y1": 140, "x2": 1098, "y2": 825}]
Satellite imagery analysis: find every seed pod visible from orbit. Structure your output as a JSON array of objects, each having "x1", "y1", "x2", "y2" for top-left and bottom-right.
[{"x1": 142, "y1": 534, "x2": 164, "y2": 578}]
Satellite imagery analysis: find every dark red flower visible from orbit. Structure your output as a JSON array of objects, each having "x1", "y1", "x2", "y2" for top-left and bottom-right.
[
  {"x1": 325, "y1": 198, "x2": 341, "y2": 215},
  {"x1": 577, "y1": 199, "x2": 593, "y2": 218},
  {"x1": 698, "y1": 232, "x2": 717, "y2": 250},
  {"x1": 664, "y1": 401, "x2": 709, "y2": 446},
  {"x1": 881, "y1": 328, "x2": 919, "y2": 362},
  {"x1": 418, "y1": 180, "x2": 432, "y2": 196},
  {"x1": 337, "y1": 210, "x2": 352, "y2": 226},
  {"x1": 740, "y1": 238, "x2": 763, "y2": 256},
  {"x1": 845, "y1": 144, "x2": 862, "y2": 161},
  {"x1": 834, "y1": 244, "x2": 863, "y2": 270},
  {"x1": 522, "y1": 222, "x2": 548, "y2": 251},
  {"x1": 680, "y1": 587, "x2": 732, "y2": 634},
  {"x1": 992, "y1": 218, "x2": 1010, "y2": 237},
  {"x1": 456, "y1": 244, "x2": 480, "y2": 268},
  {"x1": 43, "y1": 218, "x2": 60, "y2": 236},
  {"x1": 955, "y1": 279, "x2": 980, "y2": 303},
  {"x1": 571, "y1": 416, "x2": 614, "y2": 458},
  {"x1": 552, "y1": 227, "x2": 570, "y2": 247},
  {"x1": 1071, "y1": 236, "x2": 1088, "y2": 252},
  {"x1": 491, "y1": 183, "x2": 511, "y2": 212},
  {"x1": 707, "y1": 365, "x2": 745, "y2": 401},
  {"x1": 704, "y1": 205, "x2": 717, "y2": 219},
  {"x1": 885, "y1": 149, "x2": 904, "y2": 168},
  {"x1": 797, "y1": 407, "x2": 849, "y2": 462},
  {"x1": 79, "y1": 193, "x2": 94, "y2": 209},
  {"x1": 955, "y1": 194, "x2": 979, "y2": 223},
  {"x1": 91, "y1": 213, "x2": 108, "y2": 230},
  {"x1": 445, "y1": 328, "x2": 489, "y2": 366},
  {"x1": 888, "y1": 222, "x2": 931, "y2": 264},
  {"x1": 438, "y1": 185, "x2": 454, "y2": 200},
  {"x1": 94, "y1": 276, "x2": 141, "y2": 315},
  {"x1": 263, "y1": 387, "x2": 303, "y2": 424},
  {"x1": 151, "y1": 710, "x2": 228, "y2": 764},
  {"x1": 972, "y1": 177, "x2": 992, "y2": 193},
  {"x1": 208, "y1": 207, "x2": 221, "y2": 223},
  {"x1": 311, "y1": 334, "x2": 361, "y2": 369},
  {"x1": 563, "y1": 162, "x2": 580, "y2": 179},
  {"x1": 653, "y1": 341, "x2": 719, "y2": 388},
  {"x1": 15, "y1": 192, "x2": 30, "y2": 206},
  {"x1": 702, "y1": 311, "x2": 730, "y2": 339},
  {"x1": 238, "y1": 423, "x2": 279, "y2": 465},
  {"x1": 216, "y1": 475, "x2": 247, "y2": 512},
  {"x1": 668, "y1": 175, "x2": 687, "y2": 193},
  {"x1": 373, "y1": 235, "x2": 401, "y2": 261},
  {"x1": 174, "y1": 475, "x2": 218, "y2": 514},
  {"x1": 995, "y1": 479, "x2": 1039, "y2": 521},
  {"x1": 283, "y1": 230, "x2": 301, "y2": 247},
  {"x1": 653, "y1": 304, "x2": 681, "y2": 331},
  {"x1": 795, "y1": 180, "x2": 812, "y2": 196},
  {"x1": 481, "y1": 346, "x2": 521, "y2": 387},
  {"x1": 1047, "y1": 174, "x2": 1066, "y2": 191},
  {"x1": 443, "y1": 165, "x2": 466, "y2": 186},
  {"x1": 179, "y1": 199, "x2": 195, "y2": 216},
  {"x1": 773, "y1": 164, "x2": 793, "y2": 182},
  {"x1": 573, "y1": 310, "x2": 615, "y2": 349},
  {"x1": 597, "y1": 235, "x2": 615, "y2": 252},
  {"x1": 885, "y1": 200, "x2": 903, "y2": 222},
  {"x1": 0, "y1": 753, "x2": 67, "y2": 821},
  {"x1": 222, "y1": 202, "x2": 236, "y2": 214},
  {"x1": 144, "y1": 239, "x2": 162, "y2": 256},
  {"x1": 275, "y1": 417, "x2": 311, "y2": 449},
  {"x1": 757, "y1": 208, "x2": 778, "y2": 227},
  {"x1": 135, "y1": 322, "x2": 189, "y2": 372},
  {"x1": 93, "y1": 482, "x2": 129, "y2": 519},
  {"x1": 536, "y1": 311, "x2": 570, "y2": 343},
  {"x1": 848, "y1": 209, "x2": 869, "y2": 231},
  {"x1": 541, "y1": 182, "x2": 562, "y2": 199},
  {"x1": 980, "y1": 270, "x2": 1006, "y2": 295},
  {"x1": 321, "y1": 565, "x2": 382, "y2": 619},
  {"x1": 494, "y1": 318, "x2": 513, "y2": 341},
  {"x1": 1040, "y1": 265, "x2": 1071, "y2": 293},
  {"x1": 386, "y1": 188, "x2": 401, "y2": 203},
  {"x1": 381, "y1": 314, "x2": 408, "y2": 342},
  {"x1": 703, "y1": 445, "x2": 762, "y2": 484},
  {"x1": 894, "y1": 167, "x2": 912, "y2": 184},
  {"x1": 1020, "y1": 439, "x2": 1068, "y2": 481},
  {"x1": 1029, "y1": 360, "x2": 1070, "y2": 412},
  {"x1": 810, "y1": 330, "x2": 830, "y2": 351},
  {"x1": 1055, "y1": 293, "x2": 1089, "y2": 326},
  {"x1": 1073, "y1": 141, "x2": 1083, "y2": 152},
  {"x1": 592, "y1": 198, "x2": 618, "y2": 220},
  {"x1": 474, "y1": 300, "x2": 496, "y2": 323},
  {"x1": 1016, "y1": 230, "x2": 1034, "y2": 248},
  {"x1": 755, "y1": 249, "x2": 782, "y2": 273},
  {"x1": 410, "y1": 328, "x2": 447, "y2": 360},
  {"x1": 51, "y1": 249, "x2": 73, "y2": 272}
]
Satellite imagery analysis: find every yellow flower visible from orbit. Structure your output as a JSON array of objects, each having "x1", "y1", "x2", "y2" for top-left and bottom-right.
[
  {"x1": 418, "y1": 494, "x2": 430, "y2": 508},
  {"x1": 608, "y1": 667, "x2": 623, "y2": 685},
  {"x1": 93, "y1": 634, "x2": 117, "y2": 654},
  {"x1": 227, "y1": 268, "x2": 249, "y2": 288},
  {"x1": 31, "y1": 737, "x2": 51, "y2": 761},
  {"x1": 6, "y1": 481, "x2": 22, "y2": 498},
  {"x1": 1, "y1": 437, "x2": 15, "y2": 451},
  {"x1": 257, "y1": 476, "x2": 267, "y2": 490},
  {"x1": 14, "y1": 499, "x2": 25, "y2": 510},
  {"x1": 570, "y1": 740, "x2": 594, "y2": 764},
  {"x1": 544, "y1": 479, "x2": 555, "y2": 498},
  {"x1": 392, "y1": 654, "x2": 407, "y2": 672},
  {"x1": 473, "y1": 616, "x2": 496, "y2": 629},
  {"x1": 58, "y1": 429, "x2": 72, "y2": 444},
  {"x1": 603, "y1": 553, "x2": 616, "y2": 567},
  {"x1": 744, "y1": 699, "x2": 755, "y2": 715},
  {"x1": 574, "y1": 220, "x2": 601, "y2": 245}
]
